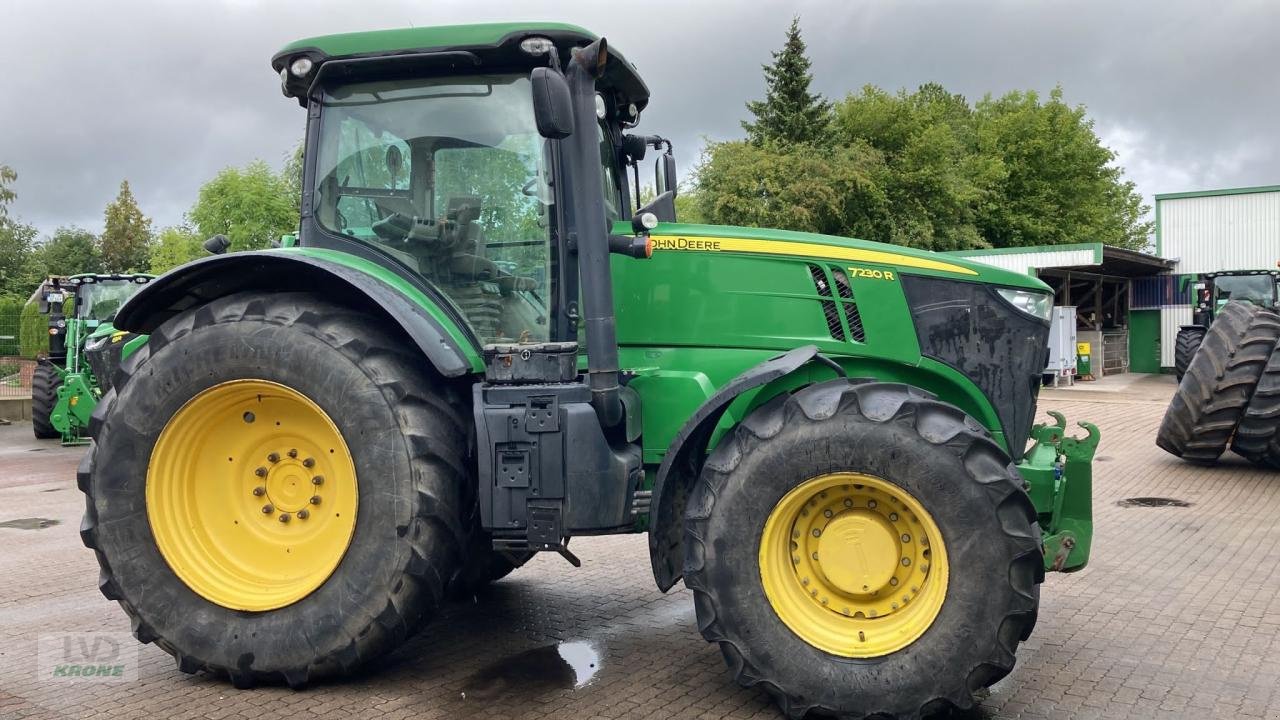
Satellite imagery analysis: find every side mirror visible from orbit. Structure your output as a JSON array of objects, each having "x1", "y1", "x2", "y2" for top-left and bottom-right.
[
  {"x1": 530, "y1": 67, "x2": 574, "y2": 139},
  {"x1": 655, "y1": 153, "x2": 677, "y2": 197},
  {"x1": 204, "y1": 234, "x2": 231, "y2": 255}
]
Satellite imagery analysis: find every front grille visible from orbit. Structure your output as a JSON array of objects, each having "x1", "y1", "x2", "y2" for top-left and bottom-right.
[
  {"x1": 808, "y1": 265, "x2": 846, "y2": 341},
  {"x1": 830, "y1": 268, "x2": 866, "y2": 342},
  {"x1": 900, "y1": 275, "x2": 1050, "y2": 461}
]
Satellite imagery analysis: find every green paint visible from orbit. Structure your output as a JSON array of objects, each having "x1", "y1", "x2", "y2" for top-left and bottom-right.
[
  {"x1": 1128, "y1": 310, "x2": 1161, "y2": 373},
  {"x1": 277, "y1": 22, "x2": 596, "y2": 59},
  {"x1": 1154, "y1": 184, "x2": 1280, "y2": 201},
  {"x1": 1022, "y1": 412, "x2": 1097, "y2": 572}
]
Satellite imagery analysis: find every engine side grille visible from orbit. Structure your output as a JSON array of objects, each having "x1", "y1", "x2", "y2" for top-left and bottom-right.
[
  {"x1": 830, "y1": 268, "x2": 866, "y2": 342},
  {"x1": 808, "y1": 264, "x2": 846, "y2": 341}
]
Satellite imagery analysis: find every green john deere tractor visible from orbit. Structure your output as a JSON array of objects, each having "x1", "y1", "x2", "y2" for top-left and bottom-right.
[
  {"x1": 80, "y1": 24, "x2": 1098, "y2": 719},
  {"x1": 31, "y1": 274, "x2": 151, "y2": 444},
  {"x1": 1174, "y1": 270, "x2": 1280, "y2": 380}
]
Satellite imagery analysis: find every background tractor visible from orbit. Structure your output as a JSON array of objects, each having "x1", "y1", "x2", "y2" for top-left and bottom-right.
[
  {"x1": 32, "y1": 273, "x2": 151, "y2": 444},
  {"x1": 1174, "y1": 269, "x2": 1280, "y2": 380},
  {"x1": 79, "y1": 24, "x2": 1098, "y2": 719}
]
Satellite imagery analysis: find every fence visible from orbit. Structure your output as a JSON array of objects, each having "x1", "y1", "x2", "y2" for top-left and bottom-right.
[{"x1": 0, "y1": 356, "x2": 36, "y2": 399}]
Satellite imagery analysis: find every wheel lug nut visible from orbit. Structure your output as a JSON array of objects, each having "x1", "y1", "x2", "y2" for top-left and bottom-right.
[
  {"x1": 297, "y1": 509, "x2": 309, "y2": 520},
  {"x1": 312, "y1": 475, "x2": 324, "y2": 486},
  {"x1": 868, "y1": 500, "x2": 877, "y2": 509},
  {"x1": 261, "y1": 504, "x2": 274, "y2": 514},
  {"x1": 288, "y1": 449, "x2": 298, "y2": 459},
  {"x1": 310, "y1": 496, "x2": 322, "y2": 505},
  {"x1": 278, "y1": 513, "x2": 291, "y2": 523},
  {"x1": 252, "y1": 486, "x2": 266, "y2": 497},
  {"x1": 303, "y1": 458, "x2": 315, "y2": 468},
  {"x1": 267, "y1": 452, "x2": 280, "y2": 463},
  {"x1": 812, "y1": 528, "x2": 821, "y2": 537},
  {"x1": 254, "y1": 467, "x2": 267, "y2": 478},
  {"x1": 889, "y1": 512, "x2": 899, "y2": 521},
  {"x1": 823, "y1": 509, "x2": 833, "y2": 518}
]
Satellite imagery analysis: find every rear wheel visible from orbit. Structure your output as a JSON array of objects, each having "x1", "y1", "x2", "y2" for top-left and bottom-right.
[
  {"x1": 683, "y1": 380, "x2": 1041, "y2": 719},
  {"x1": 1158, "y1": 302, "x2": 1280, "y2": 464},
  {"x1": 80, "y1": 292, "x2": 469, "y2": 686},
  {"x1": 1174, "y1": 326, "x2": 1206, "y2": 382},
  {"x1": 1231, "y1": 337, "x2": 1280, "y2": 469},
  {"x1": 31, "y1": 362, "x2": 61, "y2": 439}
]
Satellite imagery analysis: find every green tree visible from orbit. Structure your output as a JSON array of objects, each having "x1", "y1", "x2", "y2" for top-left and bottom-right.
[
  {"x1": 149, "y1": 225, "x2": 205, "y2": 274},
  {"x1": 742, "y1": 17, "x2": 832, "y2": 147},
  {"x1": 101, "y1": 180, "x2": 153, "y2": 272},
  {"x1": 973, "y1": 87, "x2": 1152, "y2": 250},
  {"x1": 0, "y1": 297, "x2": 22, "y2": 355},
  {"x1": 693, "y1": 139, "x2": 889, "y2": 239},
  {"x1": 0, "y1": 219, "x2": 38, "y2": 299},
  {"x1": 0, "y1": 164, "x2": 16, "y2": 218},
  {"x1": 189, "y1": 161, "x2": 299, "y2": 252},
  {"x1": 18, "y1": 300, "x2": 47, "y2": 358},
  {"x1": 33, "y1": 226, "x2": 102, "y2": 276}
]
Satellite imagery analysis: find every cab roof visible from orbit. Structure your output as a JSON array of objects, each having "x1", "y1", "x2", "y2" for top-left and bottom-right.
[{"x1": 273, "y1": 22, "x2": 649, "y2": 112}]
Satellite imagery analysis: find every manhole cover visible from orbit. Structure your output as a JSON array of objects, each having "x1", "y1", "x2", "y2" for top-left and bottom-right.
[
  {"x1": 1117, "y1": 497, "x2": 1190, "y2": 508},
  {"x1": 0, "y1": 517, "x2": 61, "y2": 530}
]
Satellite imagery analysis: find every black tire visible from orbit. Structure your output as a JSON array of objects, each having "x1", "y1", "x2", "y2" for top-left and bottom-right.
[
  {"x1": 31, "y1": 361, "x2": 61, "y2": 439},
  {"x1": 449, "y1": 511, "x2": 533, "y2": 598},
  {"x1": 1231, "y1": 337, "x2": 1280, "y2": 469},
  {"x1": 79, "y1": 292, "x2": 470, "y2": 687},
  {"x1": 683, "y1": 380, "x2": 1042, "y2": 720},
  {"x1": 1157, "y1": 302, "x2": 1280, "y2": 464},
  {"x1": 1174, "y1": 326, "x2": 1206, "y2": 382}
]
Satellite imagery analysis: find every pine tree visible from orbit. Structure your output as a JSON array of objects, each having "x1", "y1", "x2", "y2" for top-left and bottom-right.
[
  {"x1": 100, "y1": 180, "x2": 153, "y2": 272},
  {"x1": 742, "y1": 17, "x2": 832, "y2": 147}
]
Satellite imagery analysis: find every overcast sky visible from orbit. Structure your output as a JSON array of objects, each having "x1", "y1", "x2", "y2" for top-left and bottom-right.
[{"x1": 1, "y1": 0, "x2": 1276, "y2": 240}]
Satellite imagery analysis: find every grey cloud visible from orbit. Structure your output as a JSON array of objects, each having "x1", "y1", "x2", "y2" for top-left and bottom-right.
[{"x1": 1, "y1": 0, "x2": 1274, "y2": 238}]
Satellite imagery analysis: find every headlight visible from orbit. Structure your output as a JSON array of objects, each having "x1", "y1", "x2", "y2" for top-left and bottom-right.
[
  {"x1": 289, "y1": 57, "x2": 314, "y2": 78},
  {"x1": 85, "y1": 335, "x2": 110, "y2": 352},
  {"x1": 519, "y1": 36, "x2": 555, "y2": 55},
  {"x1": 996, "y1": 288, "x2": 1053, "y2": 322}
]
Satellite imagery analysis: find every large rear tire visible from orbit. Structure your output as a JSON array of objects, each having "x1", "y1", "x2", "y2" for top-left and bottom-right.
[
  {"x1": 1157, "y1": 302, "x2": 1280, "y2": 464},
  {"x1": 1174, "y1": 326, "x2": 1206, "y2": 382},
  {"x1": 1231, "y1": 337, "x2": 1280, "y2": 469},
  {"x1": 31, "y1": 362, "x2": 61, "y2": 439},
  {"x1": 80, "y1": 292, "x2": 470, "y2": 687},
  {"x1": 683, "y1": 380, "x2": 1041, "y2": 719}
]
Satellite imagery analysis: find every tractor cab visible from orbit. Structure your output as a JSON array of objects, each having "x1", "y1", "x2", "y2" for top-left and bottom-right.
[{"x1": 1189, "y1": 269, "x2": 1280, "y2": 327}]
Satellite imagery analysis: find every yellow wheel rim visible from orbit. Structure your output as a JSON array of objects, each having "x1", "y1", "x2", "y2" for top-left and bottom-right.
[
  {"x1": 759, "y1": 472, "x2": 949, "y2": 657},
  {"x1": 147, "y1": 380, "x2": 358, "y2": 611}
]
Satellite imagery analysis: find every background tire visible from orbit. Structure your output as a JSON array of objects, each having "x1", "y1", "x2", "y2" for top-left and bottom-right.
[
  {"x1": 1231, "y1": 337, "x2": 1280, "y2": 469},
  {"x1": 1157, "y1": 302, "x2": 1280, "y2": 464},
  {"x1": 80, "y1": 292, "x2": 470, "y2": 687},
  {"x1": 1174, "y1": 326, "x2": 1206, "y2": 382},
  {"x1": 683, "y1": 380, "x2": 1041, "y2": 719},
  {"x1": 31, "y1": 362, "x2": 61, "y2": 439}
]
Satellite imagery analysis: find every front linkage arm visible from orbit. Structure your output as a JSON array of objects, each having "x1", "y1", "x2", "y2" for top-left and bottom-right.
[{"x1": 1019, "y1": 410, "x2": 1100, "y2": 573}]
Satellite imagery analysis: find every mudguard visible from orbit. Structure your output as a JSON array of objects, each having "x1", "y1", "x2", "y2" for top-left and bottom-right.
[
  {"x1": 649, "y1": 344, "x2": 826, "y2": 591},
  {"x1": 114, "y1": 251, "x2": 479, "y2": 378}
]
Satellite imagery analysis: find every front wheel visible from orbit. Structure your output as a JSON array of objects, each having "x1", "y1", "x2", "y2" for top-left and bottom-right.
[
  {"x1": 683, "y1": 380, "x2": 1042, "y2": 719},
  {"x1": 80, "y1": 292, "x2": 470, "y2": 687},
  {"x1": 1174, "y1": 326, "x2": 1206, "y2": 382},
  {"x1": 31, "y1": 362, "x2": 61, "y2": 439}
]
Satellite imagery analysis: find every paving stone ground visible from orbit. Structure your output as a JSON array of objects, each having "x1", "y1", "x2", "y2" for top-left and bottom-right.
[{"x1": 2, "y1": 374, "x2": 1280, "y2": 719}]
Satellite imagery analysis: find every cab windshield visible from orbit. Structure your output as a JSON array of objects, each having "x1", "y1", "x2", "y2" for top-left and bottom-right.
[
  {"x1": 314, "y1": 73, "x2": 551, "y2": 343},
  {"x1": 1215, "y1": 275, "x2": 1278, "y2": 310},
  {"x1": 78, "y1": 281, "x2": 142, "y2": 324}
]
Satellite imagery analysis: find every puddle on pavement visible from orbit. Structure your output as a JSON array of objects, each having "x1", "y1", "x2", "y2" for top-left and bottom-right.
[
  {"x1": 0, "y1": 517, "x2": 61, "y2": 529},
  {"x1": 461, "y1": 641, "x2": 601, "y2": 701},
  {"x1": 1117, "y1": 497, "x2": 1191, "y2": 508}
]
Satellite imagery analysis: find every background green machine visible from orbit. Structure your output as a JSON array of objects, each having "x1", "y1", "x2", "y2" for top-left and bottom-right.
[
  {"x1": 1175, "y1": 269, "x2": 1280, "y2": 380},
  {"x1": 32, "y1": 274, "x2": 151, "y2": 444},
  {"x1": 78, "y1": 24, "x2": 1099, "y2": 720}
]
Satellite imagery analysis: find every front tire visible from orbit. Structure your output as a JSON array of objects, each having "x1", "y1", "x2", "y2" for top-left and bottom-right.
[
  {"x1": 31, "y1": 362, "x2": 61, "y2": 439},
  {"x1": 683, "y1": 380, "x2": 1042, "y2": 720},
  {"x1": 1174, "y1": 326, "x2": 1205, "y2": 382},
  {"x1": 80, "y1": 292, "x2": 470, "y2": 687}
]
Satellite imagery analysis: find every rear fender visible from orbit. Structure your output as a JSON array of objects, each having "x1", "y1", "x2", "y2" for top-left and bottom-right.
[{"x1": 114, "y1": 251, "x2": 482, "y2": 378}]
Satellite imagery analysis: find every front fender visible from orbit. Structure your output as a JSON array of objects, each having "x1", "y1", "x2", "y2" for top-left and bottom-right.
[
  {"x1": 115, "y1": 250, "x2": 482, "y2": 378},
  {"x1": 648, "y1": 345, "x2": 824, "y2": 591}
]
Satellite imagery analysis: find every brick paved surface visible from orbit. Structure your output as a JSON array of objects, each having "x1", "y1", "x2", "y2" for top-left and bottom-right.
[{"x1": 3, "y1": 374, "x2": 1280, "y2": 719}]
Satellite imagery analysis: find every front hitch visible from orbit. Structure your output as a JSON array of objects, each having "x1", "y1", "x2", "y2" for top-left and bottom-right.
[{"x1": 1018, "y1": 411, "x2": 1100, "y2": 572}]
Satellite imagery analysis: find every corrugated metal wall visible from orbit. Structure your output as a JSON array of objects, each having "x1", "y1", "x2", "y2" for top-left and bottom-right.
[
  {"x1": 963, "y1": 248, "x2": 1096, "y2": 274},
  {"x1": 1160, "y1": 191, "x2": 1280, "y2": 274},
  {"x1": 1159, "y1": 306, "x2": 1193, "y2": 367}
]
